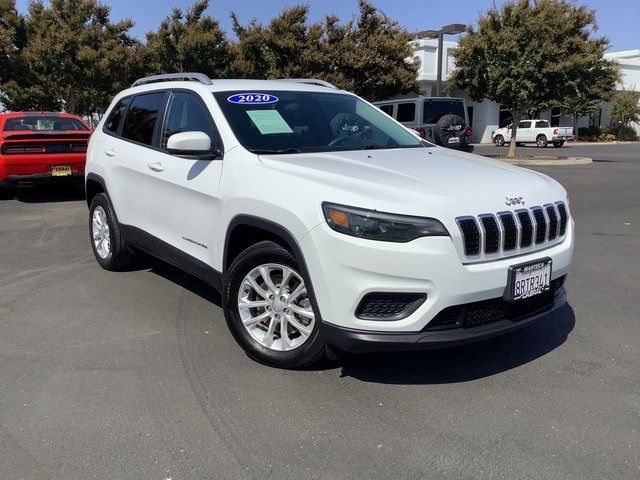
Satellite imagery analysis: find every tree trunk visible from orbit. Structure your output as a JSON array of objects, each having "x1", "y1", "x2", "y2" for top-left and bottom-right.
[
  {"x1": 573, "y1": 116, "x2": 578, "y2": 141},
  {"x1": 508, "y1": 112, "x2": 522, "y2": 158}
]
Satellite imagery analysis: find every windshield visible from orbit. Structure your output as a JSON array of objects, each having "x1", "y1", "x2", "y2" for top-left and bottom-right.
[
  {"x1": 3, "y1": 116, "x2": 88, "y2": 132},
  {"x1": 422, "y1": 99, "x2": 466, "y2": 124},
  {"x1": 213, "y1": 90, "x2": 424, "y2": 154}
]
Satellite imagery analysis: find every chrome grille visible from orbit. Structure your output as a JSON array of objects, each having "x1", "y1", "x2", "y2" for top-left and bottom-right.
[{"x1": 456, "y1": 201, "x2": 569, "y2": 259}]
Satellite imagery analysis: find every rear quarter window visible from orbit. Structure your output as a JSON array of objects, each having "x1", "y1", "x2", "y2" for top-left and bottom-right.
[{"x1": 104, "y1": 98, "x2": 131, "y2": 134}]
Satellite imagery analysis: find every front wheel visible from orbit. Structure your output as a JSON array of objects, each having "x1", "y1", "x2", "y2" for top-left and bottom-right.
[
  {"x1": 552, "y1": 141, "x2": 565, "y2": 148},
  {"x1": 223, "y1": 241, "x2": 326, "y2": 369},
  {"x1": 536, "y1": 135, "x2": 549, "y2": 148},
  {"x1": 493, "y1": 135, "x2": 505, "y2": 147}
]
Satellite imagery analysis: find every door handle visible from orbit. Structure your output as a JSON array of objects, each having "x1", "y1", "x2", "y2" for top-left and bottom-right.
[
  {"x1": 147, "y1": 161, "x2": 164, "y2": 172},
  {"x1": 104, "y1": 148, "x2": 115, "y2": 157}
]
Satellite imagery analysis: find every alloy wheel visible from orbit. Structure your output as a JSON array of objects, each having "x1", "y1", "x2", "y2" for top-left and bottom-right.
[
  {"x1": 92, "y1": 206, "x2": 111, "y2": 259},
  {"x1": 237, "y1": 263, "x2": 315, "y2": 352}
]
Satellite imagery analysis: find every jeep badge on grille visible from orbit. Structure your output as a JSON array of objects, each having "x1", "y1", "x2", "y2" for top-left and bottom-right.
[{"x1": 505, "y1": 196, "x2": 525, "y2": 206}]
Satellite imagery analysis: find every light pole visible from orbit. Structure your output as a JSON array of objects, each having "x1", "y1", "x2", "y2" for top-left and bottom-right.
[{"x1": 435, "y1": 23, "x2": 466, "y2": 97}]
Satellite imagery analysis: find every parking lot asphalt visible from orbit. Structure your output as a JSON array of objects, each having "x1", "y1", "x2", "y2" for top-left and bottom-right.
[{"x1": 1, "y1": 144, "x2": 639, "y2": 480}]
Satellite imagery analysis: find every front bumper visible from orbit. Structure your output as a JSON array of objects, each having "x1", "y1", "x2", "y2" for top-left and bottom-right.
[
  {"x1": 321, "y1": 287, "x2": 567, "y2": 353},
  {"x1": 300, "y1": 219, "x2": 574, "y2": 334}
]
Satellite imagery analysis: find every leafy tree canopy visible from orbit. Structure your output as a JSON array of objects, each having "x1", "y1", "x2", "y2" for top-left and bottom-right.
[
  {"x1": 451, "y1": 0, "x2": 620, "y2": 156},
  {"x1": 1, "y1": 0, "x2": 140, "y2": 116},
  {"x1": 145, "y1": 0, "x2": 231, "y2": 78}
]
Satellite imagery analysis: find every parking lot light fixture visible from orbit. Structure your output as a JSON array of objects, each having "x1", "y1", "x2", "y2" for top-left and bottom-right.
[{"x1": 436, "y1": 23, "x2": 466, "y2": 97}]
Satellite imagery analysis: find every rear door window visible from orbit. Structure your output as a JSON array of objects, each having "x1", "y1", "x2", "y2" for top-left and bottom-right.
[
  {"x1": 519, "y1": 121, "x2": 532, "y2": 129},
  {"x1": 121, "y1": 92, "x2": 166, "y2": 146},
  {"x1": 396, "y1": 103, "x2": 416, "y2": 122},
  {"x1": 536, "y1": 120, "x2": 549, "y2": 128},
  {"x1": 378, "y1": 104, "x2": 394, "y2": 116}
]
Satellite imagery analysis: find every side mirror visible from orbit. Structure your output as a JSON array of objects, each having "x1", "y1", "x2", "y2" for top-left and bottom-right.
[{"x1": 167, "y1": 131, "x2": 213, "y2": 155}]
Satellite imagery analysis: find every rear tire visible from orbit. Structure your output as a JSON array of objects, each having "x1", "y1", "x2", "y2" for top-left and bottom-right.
[
  {"x1": 494, "y1": 135, "x2": 505, "y2": 147},
  {"x1": 552, "y1": 141, "x2": 565, "y2": 148},
  {"x1": 536, "y1": 135, "x2": 549, "y2": 148},
  {"x1": 223, "y1": 241, "x2": 326, "y2": 369},
  {"x1": 89, "y1": 193, "x2": 134, "y2": 271}
]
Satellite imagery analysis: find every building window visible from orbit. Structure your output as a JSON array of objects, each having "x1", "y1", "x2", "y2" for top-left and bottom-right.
[
  {"x1": 589, "y1": 109, "x2": 602, "y2": 127},
  {"x1": 551, "y1": 107, "x2": 561, "y2": 127},
  {"x1": 467, "y1": 106, "x2": 473, "y2": 127}
]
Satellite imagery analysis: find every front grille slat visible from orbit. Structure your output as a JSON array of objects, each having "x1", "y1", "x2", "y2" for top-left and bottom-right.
[
  {"x1": 545, "y1": 205, "x2": 559, "y2": 240},
  {"x1": 480, "y1": 215, "x2": 500, "y2": 254},
  {"x1": 457, "y1": 218, "x2": 480, "y2": 256},
  {"x1": 531, "y1": 207, "x2": 547, "y2": 244},
  {"x1": 457, "y1": 202, "x2": 568, "y2": 259},
  {"x1": 498, "y1": 212, "x2": 517, "y2": 251},
  {"x1": 556, "y1": 202, "x2": 568, "y2": 236}
]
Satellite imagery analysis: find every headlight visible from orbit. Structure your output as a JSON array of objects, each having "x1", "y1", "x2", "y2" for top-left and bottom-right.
[{"x1": 322, "y1": 202, "x2": 449, "y2": 242}]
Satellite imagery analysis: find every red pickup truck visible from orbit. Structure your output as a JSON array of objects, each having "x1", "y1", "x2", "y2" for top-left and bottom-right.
[{"x1": 0, "y1": 112, "x2": 91, "y2": 197}]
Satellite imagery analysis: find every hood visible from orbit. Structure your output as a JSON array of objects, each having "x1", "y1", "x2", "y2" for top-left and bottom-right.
[{"x1": 258, "y1": 147, "x2": 564, "y2": 216}]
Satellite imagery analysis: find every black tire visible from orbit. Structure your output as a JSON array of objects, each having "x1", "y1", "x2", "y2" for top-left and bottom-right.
[
  {"x1": 88, "y1": 193, "x2": 133, "y2": 271},
  {"x1": 552, "y1": 141, "x2": 564, "y2": 148},
  {"x1": 223, "y1": 240, "x2": 326, "y2": 369},
  {"x1": 494, "y1": 135, "x2": 505, "y2": 147},
  {"x1": 536, "y1": 135, "x2": 549, "y2": 148},
  {"x1": 434, "y1": 114, "x2": 467, "y2": 148}
]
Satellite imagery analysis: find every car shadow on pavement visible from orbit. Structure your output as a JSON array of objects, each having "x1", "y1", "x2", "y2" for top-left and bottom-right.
[
  {"x1": 9, "y1": 185, "x2": 86, "y2": 203},
  {"x1": 149, "y1": 259, "x2": 223, "y2": 307},
  {"x1": 338, "y1": 304, "x2": 575, "y2": 385}
]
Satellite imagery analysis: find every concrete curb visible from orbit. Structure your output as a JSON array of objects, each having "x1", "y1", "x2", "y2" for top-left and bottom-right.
[{"x1": 488, "y1": 156, "x2": 593, "y2": 166}]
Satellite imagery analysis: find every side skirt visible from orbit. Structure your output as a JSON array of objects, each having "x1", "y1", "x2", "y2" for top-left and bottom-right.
[{"x1": 120, "y1": 225, "x2": 223, "y2": 292}]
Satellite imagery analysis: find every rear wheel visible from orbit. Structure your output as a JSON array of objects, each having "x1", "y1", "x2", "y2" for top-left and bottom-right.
[
  {"x1": 223, "y1": 241, "x2": 326, "y2": 369},
  {"x1": 552, "y1": 141, "x2": 565, "y2": 148},
  {"x1": 494, "y1": 135, "x2": 505, "y2": 147},
  {"x1": 536, "y1": 135, "x2": 549, "y2": 148},
  {"x1": 89, "y1": 193, "x2": 134, "y2": 271}
]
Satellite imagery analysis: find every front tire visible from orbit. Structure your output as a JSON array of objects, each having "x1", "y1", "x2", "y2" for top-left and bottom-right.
[
  {"x1": 536, "y1": 135, "x2": 549, "y2": 148},
  {"x1": 223, "y1": 241, "x2": 326, "y2": 369},
  {"x1": 89, "y1": 193, "x2": 134, "y2": 271},
  {"x1": 493, "y1": 135, "x2": 505, "y2": 147}
]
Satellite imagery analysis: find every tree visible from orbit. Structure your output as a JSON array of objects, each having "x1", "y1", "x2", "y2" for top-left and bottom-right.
[
  {"x1": 145, "y1": 0, "x2": 231, "y2": 78},
  {"x1": 0, "y1": 0, "x2": 140, "y2": 116},
  {"x1": 610, "y1": 90, "x2": 640, "y2": 140},
  {"x1": 560, "y1": 95, "x2": 600, "y2": 135},
  {"x1": 231, "y1": 1, "x2": 417, "y2": 101},
  {"x1": 451, "y1": 0, "x2": 620, "y2": 157},
  {"x1": 0, "y1": 0, "x2": 26, "y2": 87}
]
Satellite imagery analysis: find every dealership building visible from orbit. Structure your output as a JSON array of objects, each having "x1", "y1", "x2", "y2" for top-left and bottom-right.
[{"x1": 409, "y1": 37, "x2": 640, "y2": 143}]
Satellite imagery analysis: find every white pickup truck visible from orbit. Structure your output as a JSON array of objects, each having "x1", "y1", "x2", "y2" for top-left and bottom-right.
[{"x1": 492, "y1": 119, "x2": 573, "y2": 148}]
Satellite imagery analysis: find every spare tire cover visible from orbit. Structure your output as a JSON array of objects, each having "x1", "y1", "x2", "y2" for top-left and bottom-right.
[{"x1": 435, "y1": 114, "x2": 467, "y2": 146}]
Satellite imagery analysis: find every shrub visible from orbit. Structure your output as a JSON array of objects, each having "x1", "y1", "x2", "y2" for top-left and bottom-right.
[
  {"x1": 617, "y1": 125, "x2": 639, "y2": 141},
  {"x1": 577, "y1": 126, "x2": 602, "y2": 137}
]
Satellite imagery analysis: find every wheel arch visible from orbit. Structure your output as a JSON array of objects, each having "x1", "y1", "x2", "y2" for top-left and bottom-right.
[
  {"x1": 85, "y1": 173, "x2": 107, "y2": 208},
  {"x1": 223, "y1": 215, "x2": 324, "y2": 322}
]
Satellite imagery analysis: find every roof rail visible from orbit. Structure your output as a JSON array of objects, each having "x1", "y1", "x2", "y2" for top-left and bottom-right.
[
  {"x1": 282, "y1": 78, "x2": 338, "y2": 89},
  {"x1": 131, "y1": 72, "x2": 213, "y2": 88}
]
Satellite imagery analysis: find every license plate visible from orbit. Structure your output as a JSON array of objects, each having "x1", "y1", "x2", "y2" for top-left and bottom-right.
[
  {"x1": 505, "y1": 258, "x2": 552, "y2": 301},
  {"x1": 448, "y1": 137, "x2": 460, "y2": 144},
  {"x1": 51, "y1": 165, "x2": 72, "y2": 176}
]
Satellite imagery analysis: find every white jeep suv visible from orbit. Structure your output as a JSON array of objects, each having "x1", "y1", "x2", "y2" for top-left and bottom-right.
[{"x1": 85, "y1": 73, "x2": 574, "y2": 368}]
